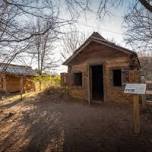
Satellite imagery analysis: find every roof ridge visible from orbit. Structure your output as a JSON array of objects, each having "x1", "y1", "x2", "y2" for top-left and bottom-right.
[
  {"x1": 0, "y1": 63, "x2": 31, "y2": 68},
  {"x1": 90, "y1": 32, "x2": 105, "y2": 40}
]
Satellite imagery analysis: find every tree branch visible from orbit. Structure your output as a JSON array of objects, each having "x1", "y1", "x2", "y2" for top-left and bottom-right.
[{"x1": 139, "y1": 0, "x2": 152, "y2": 12}]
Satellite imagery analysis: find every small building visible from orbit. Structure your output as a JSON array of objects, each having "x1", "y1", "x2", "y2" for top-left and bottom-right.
[
  {"x1": 63, "y1": 32, "x2": 140, "y2": 103},
  {"x1": 0, "y1": 63, "x2": 36, "y2": 93}
]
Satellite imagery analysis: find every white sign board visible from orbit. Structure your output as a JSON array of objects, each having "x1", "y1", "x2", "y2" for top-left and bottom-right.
[{"x1": 124, "y1": 83, "x2": 146, "y2": 95}]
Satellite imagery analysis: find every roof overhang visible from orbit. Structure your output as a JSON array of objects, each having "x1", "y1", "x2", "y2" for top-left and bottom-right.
[{"x1": 63, "y1": 37, "x2": 138, "y2": 65}]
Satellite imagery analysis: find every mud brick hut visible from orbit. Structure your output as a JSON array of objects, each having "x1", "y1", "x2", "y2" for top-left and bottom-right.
[
  {"x1": 63, "y1": 32, "x2": 140, "y2": 103},
  {"x1": 0, "y1": 63, "x2": 36, "y2": 93}
]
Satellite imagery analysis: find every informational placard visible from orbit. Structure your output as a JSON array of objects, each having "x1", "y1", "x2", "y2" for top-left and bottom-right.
[{"x1": 124, "y1": 83, "x2": 146, "y2": 95}]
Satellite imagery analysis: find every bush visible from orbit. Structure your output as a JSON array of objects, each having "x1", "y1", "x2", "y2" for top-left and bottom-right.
[{"x1": 32, "y1": 74, "x2": 61, "y2": 91}]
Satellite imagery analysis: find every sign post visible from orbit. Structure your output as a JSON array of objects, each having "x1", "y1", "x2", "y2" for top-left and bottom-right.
[
  {"x1": 124, "y1": 83, "x2": 146, "y2": 134},
  {"x1": 133, "y1": 95, "x2": 140, "y2": 134}
]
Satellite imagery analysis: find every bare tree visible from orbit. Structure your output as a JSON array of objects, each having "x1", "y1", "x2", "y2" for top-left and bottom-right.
[
  {"x1": 124, "y1": 5, "x2": 152, "y2": 53},
  {"x1": 0, "y1": 0, "x2": 67, "y2": 43},
  {"x1": 0, "y1": 0, "x2": 151, "y2": 43},
  {"x1": 0, "y1": 0, "x2": 151, "y2": 70},
  {"x1": 61, "y1": 29, "x2": 85, "y2": 61},
  {"x1": 27, "y1": 18, "x2": 59, "y2": 75},
  {"x1": 0, "y1": 0, "x2": 72, "y2": 70},
  {"x1": 96, "y1": 0, "x2": 152, "y2": 17},
  {"x1": 61, "y1": 0, "x2": 152, "y2": 54}
]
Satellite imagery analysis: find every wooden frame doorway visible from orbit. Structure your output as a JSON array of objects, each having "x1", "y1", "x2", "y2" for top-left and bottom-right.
[{"x1": 88, "y1": 64, "x2": 104, "y2": 103}]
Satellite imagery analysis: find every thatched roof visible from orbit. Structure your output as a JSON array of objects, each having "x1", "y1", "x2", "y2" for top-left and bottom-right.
[{"x1": 0, "y1": 63, "x2": 36, "y2": 76}]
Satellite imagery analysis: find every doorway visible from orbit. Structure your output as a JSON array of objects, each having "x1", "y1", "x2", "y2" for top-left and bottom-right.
[{"x1": 91, "y1": 65, "x2": 104, "y2": 101}]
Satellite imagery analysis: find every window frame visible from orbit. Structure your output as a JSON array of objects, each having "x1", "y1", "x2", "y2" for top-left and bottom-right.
[
  {"x1": 112, "y1": 69, "x2": 122, "y2": 87},
  {"x1": 72, "y1": 72, "x2": 83, "y2": 87}
]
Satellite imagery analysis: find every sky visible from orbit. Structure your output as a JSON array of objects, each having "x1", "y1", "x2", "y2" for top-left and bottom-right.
[
  {"x1": 58, "y1": 3, "x2": 129, "y2": 74},
  {"x1": 5, "y1": 0, "x2": 133, "y2": 74}
]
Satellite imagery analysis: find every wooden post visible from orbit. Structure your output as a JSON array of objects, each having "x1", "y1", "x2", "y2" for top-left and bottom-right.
[
  {"x1": 87, "y1": 65, "x2": 91, "y2": 104},
  {"x1": 133, "y1": 95, "x2": 140, "y2": 134},
  {"x1": 39, "y1": 80, "x2": 42, "y2": 91},
  {"x1": 132, "y1": 70, "x2": 140, "y2": 134},
  {"x1": 20, "y1": 76, "x2": 24, "y2": 100},
  {"x1": 141, "y1": 75, "x2": 146, "y2": 108},
  {"x1": 128, "y1": 70, "x2": 141, "y2": 134}
]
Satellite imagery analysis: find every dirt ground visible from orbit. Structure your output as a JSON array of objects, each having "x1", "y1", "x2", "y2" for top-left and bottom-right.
[{"x1": 0, "y1": 88, "x2": 152, "y2": 152}]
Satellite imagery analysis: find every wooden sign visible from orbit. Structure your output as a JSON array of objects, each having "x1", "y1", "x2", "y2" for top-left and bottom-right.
[{"x1": 124, "y1": 83, "x2": 146, "y2": 95}]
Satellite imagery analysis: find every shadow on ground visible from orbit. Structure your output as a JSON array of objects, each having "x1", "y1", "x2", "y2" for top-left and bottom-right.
[{"x1": 0, "y1": 87, "x2": 152, "y2": 152}]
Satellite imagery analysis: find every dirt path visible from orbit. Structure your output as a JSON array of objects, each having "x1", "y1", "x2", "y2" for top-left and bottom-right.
[{"x1": 0, "y1": 88, "x2": 152, "y2": 152}]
